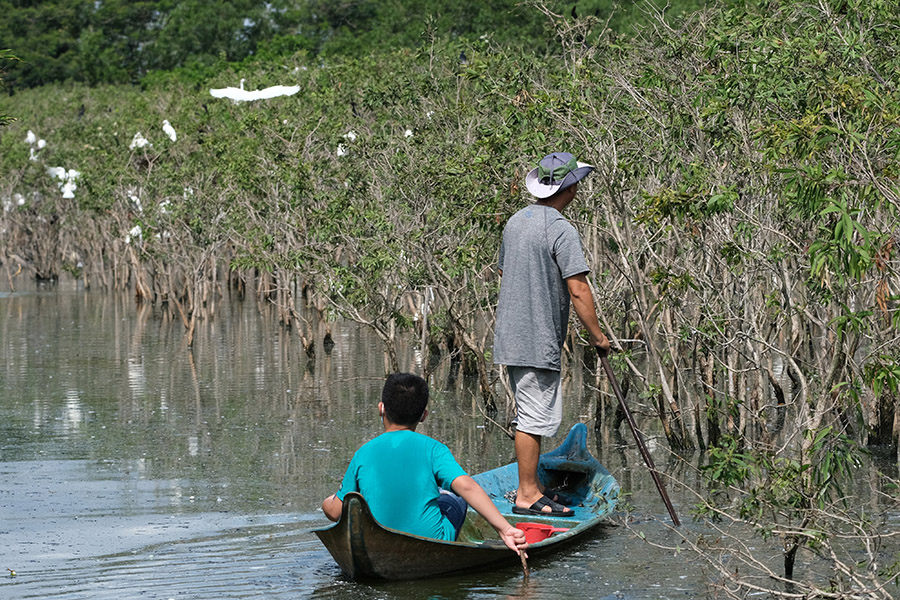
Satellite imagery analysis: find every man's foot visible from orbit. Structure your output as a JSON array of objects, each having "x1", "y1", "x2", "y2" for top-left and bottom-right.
[
  {"x1": 512, "y1": 495, "x2": 574, "y2": 517},
  {"x1": 503, "y1": 488, "x2": 575, "y2": 506},
  {"x1": 541, "y1": 486, "x2": 574, "y2": 506},
  {"x1": 507, "y1": 488, "x2": 573, "y2": 506}
]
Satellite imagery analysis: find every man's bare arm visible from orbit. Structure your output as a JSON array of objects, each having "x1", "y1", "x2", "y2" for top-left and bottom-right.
[{"x1": 566, "y1": 273, "x2": 610, "y2": 353}]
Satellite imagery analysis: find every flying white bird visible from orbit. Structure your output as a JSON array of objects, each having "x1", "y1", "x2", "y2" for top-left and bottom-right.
[
  {"x1": 210, "y1": 78, "x2": 300, "y2": 103},
  {"x1": 162, "y1": 120, "x2": 177, "y2": 142}
]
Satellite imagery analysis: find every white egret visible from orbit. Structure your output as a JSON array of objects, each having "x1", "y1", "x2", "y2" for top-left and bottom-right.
[
  {"x1": 209, "y1": 78, "x2": 300, "y2": 103},
  {"x1": 130, "y1": 132, "x2": 151, "y2": 149},
  {"x1": 162, "y1": 120, "x2": 177, "y2": 142},
  {"x1": 128, "y1": 190, "x2": 142, "y2": 213},
  {"x1": 125, "y1": 225, "x2": 143, "y2": 245},
  {"x1": 47, "y1": 167, "x2": 80, "y2": 199},
  {"x1": 27, "y1": 135, "x2": 45, "y2": 160},
  {"x1": 61, "y1": 180, "x2": 77, "y2": 199}
]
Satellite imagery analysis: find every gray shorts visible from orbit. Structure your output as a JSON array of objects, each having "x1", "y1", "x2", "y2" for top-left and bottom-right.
[{"x1": 507, "y1": 366, "x2": 563, "y2": 437}]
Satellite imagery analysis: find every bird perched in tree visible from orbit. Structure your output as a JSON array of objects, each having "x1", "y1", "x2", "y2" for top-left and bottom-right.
[{"x1": 162, "y1": 120, "x2": 177, "y2": 142}]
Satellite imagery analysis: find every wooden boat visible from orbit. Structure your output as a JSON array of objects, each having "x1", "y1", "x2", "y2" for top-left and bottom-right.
[{"x1": 313, "y1": 422, "x2": 619, "y2": 580}]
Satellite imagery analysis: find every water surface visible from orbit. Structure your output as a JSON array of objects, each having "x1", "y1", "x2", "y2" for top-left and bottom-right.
[{"x1": 0, "y1": 284, "x2": 893, "y2": 599}]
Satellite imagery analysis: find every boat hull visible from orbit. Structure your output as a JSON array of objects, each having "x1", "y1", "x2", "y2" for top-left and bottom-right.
[{"x1": 314, "y1": 423, "x2": 619, "y2": 580}]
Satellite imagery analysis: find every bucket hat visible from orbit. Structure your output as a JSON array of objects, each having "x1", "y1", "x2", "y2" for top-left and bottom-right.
[{"x1": 524, "y1": 152, "x2": 594, "y2": 199}]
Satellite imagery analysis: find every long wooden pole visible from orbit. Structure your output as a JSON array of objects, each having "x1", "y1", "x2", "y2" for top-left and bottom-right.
[{"x1": 598, "y1": 349, "x2": 680, "y2": 526}]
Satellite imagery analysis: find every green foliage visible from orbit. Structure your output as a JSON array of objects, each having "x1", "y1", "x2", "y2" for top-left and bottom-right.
[
  {"x1": 2, "y1": 9, "x2": 899, "y2": 591},
  {"x1": 0, "y1": 0, "x2": 727, "y2": 90},
  {"x1": 830, "y1": 305, "x2": 873, "y2": 341},
  {"x1": 702, "y1": 435, "x2": 752, "y2": 488},
  {"x1": 1, "y1": 0, "x2": 898, "y2": 443},
  {"x1": 0, "y1": 49, "x2": 17, "y2": 127},
  {"x1": 864, "y1": 355, "x2": 900, "y2": 398},
  {"x1": 700, "y1": 426, "x2": 865, "y2": 575},
  {"x1": 640, "y1": 187, "x2": 737, "y2": 225}
]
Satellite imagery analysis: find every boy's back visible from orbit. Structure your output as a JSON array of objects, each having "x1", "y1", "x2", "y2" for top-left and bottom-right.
[
  {"x1": 323, "y1": 373, "x2": 527, "y2": 556},
  {"x1": 337, "y1": 429, "x2": 466, "y2": 540}
]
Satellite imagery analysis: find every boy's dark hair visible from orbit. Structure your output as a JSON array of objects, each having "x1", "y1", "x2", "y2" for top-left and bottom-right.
[{"x1": 382, "y1": 373, "x2": 429, "y2": 426}]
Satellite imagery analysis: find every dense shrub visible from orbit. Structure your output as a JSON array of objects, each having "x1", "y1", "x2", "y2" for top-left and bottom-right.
[{"x1": 2, "y1": 1, "x2": 899, "y2": 595}]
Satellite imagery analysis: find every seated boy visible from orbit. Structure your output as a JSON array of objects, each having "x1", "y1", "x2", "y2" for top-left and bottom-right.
[{"x1": 322, "y1": 373, "x2": 528, "y2": 555}]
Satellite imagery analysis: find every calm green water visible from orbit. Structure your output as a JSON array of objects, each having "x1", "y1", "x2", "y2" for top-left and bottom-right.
[{"x1": 0, "y1": 284, "x2": 892, "y2": 599}]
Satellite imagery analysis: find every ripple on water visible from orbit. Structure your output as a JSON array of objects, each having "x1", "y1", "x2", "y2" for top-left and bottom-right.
[{"x1": 5, "y1": 520, "x2": 337, "y2": 599}]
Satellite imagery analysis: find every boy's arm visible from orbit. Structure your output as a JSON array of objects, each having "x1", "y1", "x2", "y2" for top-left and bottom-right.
[
  {"x1": 450, "y1": 475, "x2": 528, "y2": 555},
  {"x1": 322, "y1": 494, "x2": 343, "y2": 522}
]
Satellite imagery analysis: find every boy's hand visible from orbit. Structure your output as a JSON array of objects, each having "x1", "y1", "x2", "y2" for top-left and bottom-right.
[{"x1": 498, "y1": 525, "x2": 529, "y2": 556}]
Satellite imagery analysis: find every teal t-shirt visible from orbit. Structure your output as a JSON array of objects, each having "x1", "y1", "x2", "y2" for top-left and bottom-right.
[{"x1": 335, "y1": 430, "x2": 468, "y2": 540}]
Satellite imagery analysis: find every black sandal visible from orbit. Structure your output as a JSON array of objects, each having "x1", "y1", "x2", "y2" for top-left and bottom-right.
[
  {"x1": 512, "y1": 495, "x2": 574, "y2": 517},
  {"x1": 543, "y1": 487, "x2": 574, "y2": 506}
]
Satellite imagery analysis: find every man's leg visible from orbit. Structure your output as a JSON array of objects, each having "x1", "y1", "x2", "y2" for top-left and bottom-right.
[
  {"x1": 515, "y1": 430, "x2": 544, "y2": 510},
  {"x1": 509, "y1": 366, "x2": 571, "y2": 514}
]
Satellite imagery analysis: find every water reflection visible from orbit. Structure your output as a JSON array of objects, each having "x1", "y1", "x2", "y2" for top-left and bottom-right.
[
  {"x1": 127, "y1": 357, "x2": 145, "y2": 395},
  {"x1": 63, "y1": 391, "x2": 83, "y2": 432}
]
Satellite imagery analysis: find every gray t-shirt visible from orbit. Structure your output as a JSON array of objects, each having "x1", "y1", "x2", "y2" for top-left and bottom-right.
[{"x1": 493, "y1": 204, "x2": 590, "y2": 371}]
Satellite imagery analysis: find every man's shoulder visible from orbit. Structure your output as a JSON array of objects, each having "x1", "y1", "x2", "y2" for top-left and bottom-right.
[
  {"x1": 508, "y1": 203, "x2": 555, "y2": 218},
  {"x1": 506, "y1": 204, "x2": 572, "y2": 228}
]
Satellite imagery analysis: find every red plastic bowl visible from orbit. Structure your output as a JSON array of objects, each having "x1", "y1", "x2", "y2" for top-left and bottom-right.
[{"x1": 515, "y1": 522, "x2": 570, "y2": 543}]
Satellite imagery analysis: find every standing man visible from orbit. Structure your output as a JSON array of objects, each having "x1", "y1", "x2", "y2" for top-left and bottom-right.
[{"x1": 494, "y1": 151, "x2": 611, "y2": 517}]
